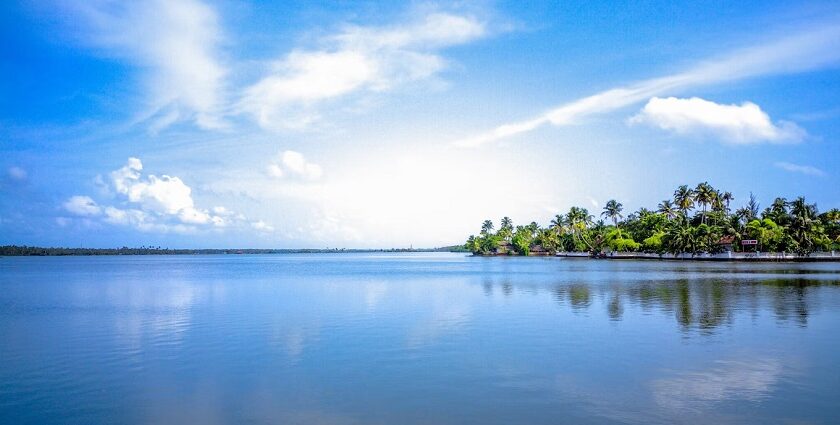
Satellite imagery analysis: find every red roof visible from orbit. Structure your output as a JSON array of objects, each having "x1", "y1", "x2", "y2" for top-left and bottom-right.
[{"x1": 717, "y1": 235, "x2": 736, "y2": 245}]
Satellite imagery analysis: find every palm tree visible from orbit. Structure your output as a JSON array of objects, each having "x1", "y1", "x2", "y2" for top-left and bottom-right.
[
  {"x1": 763, "y1": 197, "x2": 789, "y2": 226},
  {"x1": 527, "y1": 221, "x2": 540, "y2": 238},
  {"x1": 788, "y1": 197, "x2": 821, "y2": 255},
  {"x1": 602, "y1": 199, "x2": 624, "y2": 227},
  {"x1": 694, "y1": 182, "x2": 716, "y2": 224},
  {"x1": 665, "y1": 218, "x2": 696, "y2": 255},
  {"x1": 674, "y1": 185, "x2": 695, "y2": 217},
  {"x1": 735, "y1": 207, "x2": 753, "y2": 226},
  {"x1": 721, "y1": 191, "x2": 734, "y2": 212},
  {"x1": 500, "y1": 216, "x2": 513, "y2": 230},
  {"x1": 480, "y1": 220, "x2": 494, "y2": 236},
  {"x1": 550, "y1": 214, "x2": 566, "y2": 233},
  {"x1": 636, "y1": 207, "x2": 653, "y2": 218},
  {"x1": 567, "y1": 207, "x2": 594, "y2": 251},
  {"x1": 657, "y1": 200, "x2": 677, "y2": 220},
  {"x1": 498, "y1": 217, "x2": 514, "y2": 240}
]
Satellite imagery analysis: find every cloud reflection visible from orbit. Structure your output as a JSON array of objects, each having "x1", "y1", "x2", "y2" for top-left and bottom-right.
[{"x1": 651, "y1": 358, "x2": 783, "y2": 411}]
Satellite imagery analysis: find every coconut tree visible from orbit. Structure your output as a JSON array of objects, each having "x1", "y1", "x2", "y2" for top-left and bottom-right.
[
  {"x1": 763, "y1": 198, "x2": 790, "y2": 226},
  {"x1": 721, "y1": 191, "x2": 734, "y2": 212},
  {"x1": 694, "y1": 182, "x2": 716, "y2": 224},
  {"x1": 664, "y1": 218, "x2": 696, "y2": 255},
  {"x1": 498, "y1": 217, "x2": 514, "y2": 241},
  {"x1": 465, "y1": 235, "x2": 481, "y2": 254},
  {"x1": 657, "y1": 200, "x2": 677, "y2": 220},
  {"x1": 500, "y1": 216, "x2": 513, "y2": 230},
  {"x1": 788, "y1": 197, "x2": 824, "y2": 255},
  {"x1": 735, "y1": 207, "x2": 753, "y2": 227},
  {"x1": 480, "y1": 220, "x2": 494, "y2": 236},
  {"x1": 567, "y1": 207, "x2": 594, "y2": 251},
  {"x1": 602, "y1": 199, "x2": 624, "y2": 227},
  {"x1": 673, "y1": 185, "x2": 695, "y2": 217},
  {"x1": 550, "y1": 214, "x2": 566, "y2": 234}
]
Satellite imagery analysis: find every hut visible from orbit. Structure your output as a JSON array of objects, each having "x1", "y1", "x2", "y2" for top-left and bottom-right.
[
  {"x1": 716, "y1": 235, "x2": 736, "y2": 252},
  {"x1": 495, "y1": 240, "x2": 513, "y2": 255},
  {"x1": 529, "y1": 244, "x2": 549, "y2": 256}
]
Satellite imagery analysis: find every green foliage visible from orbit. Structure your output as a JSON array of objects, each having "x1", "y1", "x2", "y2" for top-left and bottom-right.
[
  {"x1": 603, "y1": 229, "x2": 639, "y2": 252},
  {"x1": 512, "y1": 226, "x2": 534, "y2": 255},
  {"x1": 746, "y1": 219, "x2": 785, "y2": 252},
  {"x1": 643, "y1": 231, "x2": 665, "y2": 253},
  {"x1": 464, "y1": 185, "x2": 834, "y2": 257}
]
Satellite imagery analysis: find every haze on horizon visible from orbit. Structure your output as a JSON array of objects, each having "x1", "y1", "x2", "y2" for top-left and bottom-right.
[{"x1": 2, "y1": 0, "x2": 839, "y2": 248}]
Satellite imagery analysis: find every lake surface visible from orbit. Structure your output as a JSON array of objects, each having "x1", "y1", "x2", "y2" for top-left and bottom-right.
[{"x1": 2, "y1": 253, "x2": 840, "y2": 424}]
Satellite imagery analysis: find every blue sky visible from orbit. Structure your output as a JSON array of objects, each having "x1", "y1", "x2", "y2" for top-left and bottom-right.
[{"x1": 1, "y1": 0, "x2": 839, "y2": 248}]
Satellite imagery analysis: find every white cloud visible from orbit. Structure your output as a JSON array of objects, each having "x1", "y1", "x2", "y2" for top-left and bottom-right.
[
  {"x1": 630, "y1": 97, "x2": 805, "y2": 144},
  {"x1": 251, "y1": 220, "x2": 274, "y2": 232},
  {"x1": 453, "y1": 23, "x2": 840, "y2": 147},
  {"x1": 64, "y1": 158, "x2": 269, "y2": 234},
  {"x1": 64, "y1": 196, "x2": 102, "y2": 216},
  {"x1": 8, "y1": 166, "x2": 27, "y2": 181},
  {"x1": 267, "y1": 151, "x2": 323, "y2": 180},
  {"x1": 239, "y1": 12, "x2": 486, "y2": 130},
  {"x1": 69, "y1": 0, "x2": 226, "y2": 131},
  {"x1": 109, "y1": 157, "x2": 215, "y2": 224},
  {"x1": 774, "y1": 161, "x2": 827, "y2": 176}
]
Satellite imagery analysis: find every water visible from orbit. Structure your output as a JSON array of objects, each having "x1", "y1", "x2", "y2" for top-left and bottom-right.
[{"x1": 1, "y1": 253, "x2": 840, "y2": 424}]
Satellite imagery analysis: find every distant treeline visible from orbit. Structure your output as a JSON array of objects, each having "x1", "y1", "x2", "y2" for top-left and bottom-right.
[{"x1": 0, "y1": 245, "x2": 467, "y2": 256}]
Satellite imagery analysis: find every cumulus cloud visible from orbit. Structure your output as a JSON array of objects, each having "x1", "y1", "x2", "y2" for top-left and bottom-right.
[
  {"x1": 108, "y1": 157, "x2": 218, "y2": 224},
  {"x1": 63, "y1": 158, "x2": 270, "y2": 233},
  {"x1": 453, "y1": 23, "x2": 840, "y2": 147},
  {"x1": 68, "y1": 0, "x2": 226, "y2": 131},
  {"x1": 774, "y1": 161, "x2": 827, "y2": 176},
  {"x1": 239, "y1": 12, "x2": 486, "y2": 129},
  {"x1": 629, "y1": 97, "x2": 806, "y2": 144},
  {"x1": 63, "y1": 196, "x2": 102, "y2": 216},
  {"x1": 267, "y1": 151, "x2": 323, "y2": 180}
]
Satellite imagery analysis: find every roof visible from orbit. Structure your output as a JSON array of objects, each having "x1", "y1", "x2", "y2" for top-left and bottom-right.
[{"x1": 717, "y1": 235, "x2": 736, "y2": 245}]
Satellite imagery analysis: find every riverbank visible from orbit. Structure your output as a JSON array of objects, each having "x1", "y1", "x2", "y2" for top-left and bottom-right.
[{"x1": 555, "y1": 251, "x2": 840, "y2": 262}]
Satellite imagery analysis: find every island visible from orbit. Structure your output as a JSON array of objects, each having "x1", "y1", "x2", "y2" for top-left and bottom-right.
[{"x1": 465, "y1": 182, "x2": 840, "y2": 261}]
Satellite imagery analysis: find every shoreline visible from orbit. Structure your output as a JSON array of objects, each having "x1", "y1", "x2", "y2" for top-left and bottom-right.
[{"x1": 477, "y1": 251, "x2": 840, "y2": 262}]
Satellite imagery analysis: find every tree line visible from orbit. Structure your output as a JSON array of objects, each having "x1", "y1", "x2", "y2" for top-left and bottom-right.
[
  {"x1": 0, "y1": 246, "x2": 460, "y2": 256},
  {"x1": 465, "y1": 182, "x2": 840, "y2": 257}
]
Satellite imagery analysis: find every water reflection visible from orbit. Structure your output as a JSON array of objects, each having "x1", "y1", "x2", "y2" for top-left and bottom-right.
[
  {"x1": 2, "y1": 255, "x2": 840, "y2": 425},
  {"x1": 651, "y1": 357, "x2": 784, "y2": 410},
  {"x1": 480, "y1": 277, "x2": 840, "y2": 332}
]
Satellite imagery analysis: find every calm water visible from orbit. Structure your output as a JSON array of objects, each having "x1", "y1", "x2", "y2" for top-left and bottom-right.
[{"x1": 2, "y1": 253, "x2": 840, "y2": 424}]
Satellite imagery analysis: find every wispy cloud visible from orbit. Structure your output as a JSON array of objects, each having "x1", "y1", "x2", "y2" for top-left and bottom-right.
[
  {"x1": 68, "y1": 0, "x2": 227, "y2": 131},
  {"x1": 774, "y1": 161, "x2": 827, "y2": 176},
  {"x1": 630, "y1": 97, "x2": 805, "y2": 144},
  {"x1": 239, "y1": 12, "x2": 487, "y2": 130},
  {"x1": 7, "y1": 166, "x2": 27, "y2": 181},
  {"x1": 454, "y1": 23, "x2": 840, "y2": 147}
]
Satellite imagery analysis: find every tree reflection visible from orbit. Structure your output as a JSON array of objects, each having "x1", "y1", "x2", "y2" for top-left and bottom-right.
[{"x1": 479, "y1": 277, "x2": 839, "y2": 332}]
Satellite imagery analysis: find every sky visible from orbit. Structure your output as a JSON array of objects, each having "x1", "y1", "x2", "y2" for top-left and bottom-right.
[{"x1": 1, "y1": 0, "x2": 839, "y2": 249}]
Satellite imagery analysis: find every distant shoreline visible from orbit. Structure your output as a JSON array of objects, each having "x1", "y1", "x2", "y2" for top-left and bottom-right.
[
  {"x1": 0, "y1": 245, "x2": 468, "y2": 256},
  {"x1": 473, "y1": 251, "x2": 840, "y2": 262}
]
